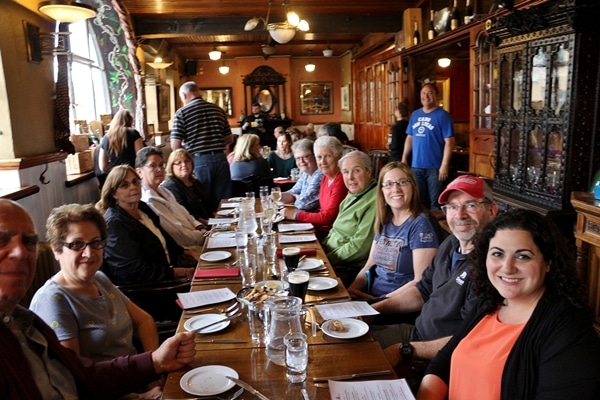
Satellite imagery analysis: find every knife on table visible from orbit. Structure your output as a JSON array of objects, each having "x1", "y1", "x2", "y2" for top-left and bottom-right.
[
  {"x1": 195, "y1": 339, "x2": 247, "y2": 343},
  {"x1": 226, "y1": 376, "x2": 271, "y2": 400},
  {"x1": 191, "y1": 312, "x2": 241, "y2": 333},
  {"x1": 312, "y1": 369, "x2": 393, "y2": 382}
]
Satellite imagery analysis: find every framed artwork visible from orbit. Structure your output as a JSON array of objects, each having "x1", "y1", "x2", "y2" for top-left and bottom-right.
[
  {"x1": 300, "y1": 82, "x2": 333, "y2": 115},
  {"x1": 435, "y1": 78, "x2": 451, "y2": 113},
  {"x1": 200, "y1": 87, "x2": 233, "y2": 117},
  {"x1": 158, "y1": 84, "x2": 170, "y2": 121},
  {"x1": 341, "y1": 85, "x2": 351, "y2": 111}
]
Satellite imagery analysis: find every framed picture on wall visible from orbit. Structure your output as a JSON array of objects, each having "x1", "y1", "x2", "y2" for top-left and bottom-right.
[
  {"x1": 157, "y1": 84, "x2": 170, "y2": 121},
  {"x1": 199, "y1": 87, "x2": 233, "y2": 117},
  {"x1": 341, "y1": 85, "x2": 351, "y2": 111},
  {"x1": 300, "y1": 82, "x2": 333, "y2": 115}
]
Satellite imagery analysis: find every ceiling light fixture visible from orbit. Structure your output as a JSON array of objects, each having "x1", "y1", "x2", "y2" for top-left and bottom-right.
[
  {"x1": 244, "y1": 0, "x2": 309, "y2": 44},
  {"x1": 147, "y1": 56, "x2": 173, "y2": 70},
  {"x1": 437, "y1": 57, "x2": 451, "y2": 68},
  {"x1": 209, "y1": 47, "x2": 222, "y2": 61},
  {"x1": 219, "y1": 61, "x2": 230, "y2": 75},
  {"x1": 38, "y1": 0, "x2": 96, "y2": 23},
  {"x1": 305, "y1": 51, "x2": 315, "y2": 72},
  {"x1": 322, "y1": 45, "x2": 333, "y2": 57}
]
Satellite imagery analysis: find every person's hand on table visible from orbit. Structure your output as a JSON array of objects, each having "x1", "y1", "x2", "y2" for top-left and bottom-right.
[
  {"x1": 280, "y1": 206, "x2": 297, "y2": 220},
  {"x1": 151, "y1": 332, "x2": 196, "y2": 374}
]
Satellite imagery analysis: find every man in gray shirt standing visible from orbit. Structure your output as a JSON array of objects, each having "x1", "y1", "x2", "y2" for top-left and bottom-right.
[{"x1": 171, "y1": 81, "x2": 233, "y2": 212}]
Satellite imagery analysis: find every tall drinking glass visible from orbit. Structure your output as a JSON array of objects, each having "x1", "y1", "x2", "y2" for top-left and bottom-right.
[
  {"x1": 285, "y1": 333, "x2": 308, "y2": 383},
  {"x1": 271, "y1": 187, "x2": 282, "y2": 204}
]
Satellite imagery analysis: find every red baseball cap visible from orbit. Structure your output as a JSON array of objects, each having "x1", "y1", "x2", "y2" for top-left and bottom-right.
[{"x1": 438, "y1": 175, "x2": 494, "y2": 204}]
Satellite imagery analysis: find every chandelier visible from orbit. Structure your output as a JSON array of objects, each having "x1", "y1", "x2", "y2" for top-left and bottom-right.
[
  {"x1": 38, "y1": 0, "x2": 96, "y2": 23},
  {"x1": 244, "y1": 0, "x2": 309, "y2": 44}
]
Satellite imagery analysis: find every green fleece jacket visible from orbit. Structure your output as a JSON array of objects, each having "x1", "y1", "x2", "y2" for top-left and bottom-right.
[{"x1": 322, "y1": 179, "x2": 377, "y2": 267}]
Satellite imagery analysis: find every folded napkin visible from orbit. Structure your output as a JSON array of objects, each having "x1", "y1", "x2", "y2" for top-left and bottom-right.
[
  {"x1": 194, "y1": 267, "x2": 240, "y2": 279},
  {"x1": 276, "y1": 248, "x2": 317, "y2": 258}
]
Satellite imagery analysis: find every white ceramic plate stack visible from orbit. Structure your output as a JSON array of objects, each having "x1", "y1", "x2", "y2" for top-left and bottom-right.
[{"x1": 180, "y1": 365, "x2": 239, "y2": 396}]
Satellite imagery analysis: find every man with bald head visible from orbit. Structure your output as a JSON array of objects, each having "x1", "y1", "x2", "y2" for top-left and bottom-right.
[{"x1": 0, "y1": 199, "x2": 196, "y2": 398}]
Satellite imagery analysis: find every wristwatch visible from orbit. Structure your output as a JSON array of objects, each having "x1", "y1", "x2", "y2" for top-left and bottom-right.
[{"x1": 399, "y1": 343, "x2": 414, "y2": 362}]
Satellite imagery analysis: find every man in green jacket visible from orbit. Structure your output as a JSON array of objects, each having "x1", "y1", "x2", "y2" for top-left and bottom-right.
[{"x1": 322, "y1": 151, "x2": 377, "y2": 286}]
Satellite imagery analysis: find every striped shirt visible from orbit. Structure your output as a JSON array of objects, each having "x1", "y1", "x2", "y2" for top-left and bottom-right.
[{"x1": 171, "y1": 97, "x2": 232, "y2": 154}]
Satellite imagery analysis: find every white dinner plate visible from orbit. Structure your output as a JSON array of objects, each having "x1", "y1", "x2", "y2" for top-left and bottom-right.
[
  {"x1": 216, "y1": 209, "x2": 235, "y2": 216},
  {"x1": 212, "y1": 231, "x2": 235, "y2": 238},
  {"x1": 200, "y1": 251, "x2": 232, "y2": 262},
  {"x1": 297, "y1": 258, "x2": 324, "y2": 271},
  {"x1": 228, "y1": 197, "x2": 245, "y2": 202},
  {"x1": 255, "y1": 280, "x2": 290, "y2": 292},
  {"x1": 308, "y1": 277, "x2": 338, "y2": 291},
  {"x1": 184, "y1": 314, "x2": 231, "y2": 334},
  {"x1": 180, "y1": 365, "x2": 239, "y2": 396},
  {"x1": 321, "y1": 318, "x2": 369, "y2": 339}
]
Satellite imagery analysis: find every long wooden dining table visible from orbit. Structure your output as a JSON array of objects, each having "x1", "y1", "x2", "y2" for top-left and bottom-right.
[{"x1": 161, "y1": 200, "x2": 398, "y2": 399}]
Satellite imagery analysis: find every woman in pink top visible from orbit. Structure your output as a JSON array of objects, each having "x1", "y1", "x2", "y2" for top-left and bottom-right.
[
  {"x1": 417, "y1": 210, "x2": 600, "y2": 400},
  {"x1": 281, "y1": 136, "x2": 347, "y2": 238}
]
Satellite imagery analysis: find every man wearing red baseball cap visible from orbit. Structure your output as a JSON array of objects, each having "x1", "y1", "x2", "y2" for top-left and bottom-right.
[{"x1": 370, "y1": 175, "x2": 498, "y2": 368}]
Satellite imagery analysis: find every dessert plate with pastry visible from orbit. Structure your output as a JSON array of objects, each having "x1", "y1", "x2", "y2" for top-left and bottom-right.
[{"x1": 321, "y1": 318, "x2": 369, "y2": 339}]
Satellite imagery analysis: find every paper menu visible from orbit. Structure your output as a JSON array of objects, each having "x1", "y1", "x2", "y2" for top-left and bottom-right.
[
  {"x1": 329, "y1": 379, "x2": 415, "y2": 400},
  {"x1": 278, "y1": 223, "x2": 314, "y2": 232},
  {"x1": 278, "y1": 234, "x2": 317, "y2": 243},
  {"x1": 176, "y1": 288, "x2": 236, "y2": 309},
  {"x1": 206, "y1": 237, "x2": 236, "y2": 248},
  {"x1": 220, "y1": 202, "x2": 240, "y2": 208},
  {"x1": 315, "y1": 301, "x2": 379, "y2": 320}
]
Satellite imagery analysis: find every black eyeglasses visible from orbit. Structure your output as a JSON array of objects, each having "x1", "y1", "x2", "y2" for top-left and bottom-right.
[
  {"x1": 144, "y1": 162, "x2": 165, "y2": 170},
  {"x1": 117, "y1": 178, "x2": 142, "y2": 189},
  {"x1": 295, "y1": 154, "x2": 313, "y2": 162},
  {"x1": 63, "y1": 239, "x2": 106, "y2": 251},
  {"x1": 441, "y1": 201, "x2": 489, "y2": 215}
]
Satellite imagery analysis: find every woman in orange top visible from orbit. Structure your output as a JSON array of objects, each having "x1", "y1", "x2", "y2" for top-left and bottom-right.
[{"x1": 417, "y1": 210, "x2": 600, "y2": 400}]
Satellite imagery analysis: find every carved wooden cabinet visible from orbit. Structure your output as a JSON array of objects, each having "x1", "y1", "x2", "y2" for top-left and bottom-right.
[
  {"x1": 571, "y1": 192, "x2": 600, "y2": 333},
  {"x1": 486, "y1": 0, "x2": 599, "y2": 228}
]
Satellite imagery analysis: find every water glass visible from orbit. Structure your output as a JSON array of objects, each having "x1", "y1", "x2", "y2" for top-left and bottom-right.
[
  {"x1": 263, "y1": 233, "x2": 278, "y2": 278},
  {"x1": 284, "y1": 333, "x2": 308, "y2": 383},
  {"x1": 244, "y1": 192, "x2": 255, "y2": 209},
  {"x1": 235, "y1": 230, "x2": 248, "y2": 256},
  {"x1": 247, "y1": 301, "x2": 266, "y2": 345},
  {"x1": 240, "y1": 253, "x2": 257, "y2": 287},
  {"x1": 259, "y1": 186, "x2": 270, "y2": 202},
  {"x1": 271, "y1": 187, "x2": 282, "y2": 203},
  {"x1": 290, "y1": 168, "x2": 300, "y2": 181}
]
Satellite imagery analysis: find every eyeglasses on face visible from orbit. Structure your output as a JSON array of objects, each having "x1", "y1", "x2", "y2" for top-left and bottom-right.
[
  {"x1": 117, "y1": 178, "x2": 142, "y2": 189},
  {"x1": 441, "y1": 201, "x2": 489, "y2": 215},
  {"x1": 295, "y1": 154, "x2": 313, "y2": 162},
  {"x1": 173, "y1": 159, "x2": 193, "y2": 166},
  {"x1": 63, "y1": 239, "x2": 106, "y2": 251},
  {"x1": 144, "y1": 162, "x2": 165, "y2": 170},
  {"x1": 381, "y1": 178, "x2": 411, "y2": 188}
]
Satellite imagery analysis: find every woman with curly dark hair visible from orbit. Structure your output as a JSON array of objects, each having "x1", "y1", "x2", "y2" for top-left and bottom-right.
[{"x1": 418, "y1": 210, "x2": 600, "y2": 400}]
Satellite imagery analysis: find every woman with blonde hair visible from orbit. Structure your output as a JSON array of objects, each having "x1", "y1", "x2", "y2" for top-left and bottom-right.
[
  {"x1": 230, "y1": 133, "x2": 273, "y2": 183},
  {"x1": 162, "y1": 149, "x2": 210, "y2": 224},
  {"x1": 98, "y1": 109, "x2": 144, "y2": 173}
]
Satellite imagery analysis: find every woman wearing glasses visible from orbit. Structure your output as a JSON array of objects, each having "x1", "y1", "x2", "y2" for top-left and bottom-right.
[
  {"x1": 280, "y1": 139, "x2": 323, "y2": 212},
  {"x1": 162, "y1": 149, "x2": 210, "y2": 225},
  {"x1": 30, "y1": 203, "x2": 163, "y2": 398},
  {"x1": 347, "y1": 162, "x2": 442, "y2": 299},
  {"x1": 96, "y1": 165, "x2": 194, "y2": 286}
]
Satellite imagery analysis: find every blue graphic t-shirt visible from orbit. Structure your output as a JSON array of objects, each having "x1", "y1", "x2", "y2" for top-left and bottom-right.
[
  {"x1": 371, "y1": 212, "x2": 440, "y2": 297},
  {"x1": 406, "y1": 107, "x2": 454, "y2": 168}
]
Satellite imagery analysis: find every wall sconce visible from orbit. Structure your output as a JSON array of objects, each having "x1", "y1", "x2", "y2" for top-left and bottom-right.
[
  {"x1": 24, "y1": 21, "x2": 71, "y2": 62},
  {"x1": 209, "y1": 47, "x2": 222, "y2": 61},
  {"x1": 244, "y1": 0, "x2": 309, "y2": 44},
  {"x1": 219, "y1": 61, "x2": 230, "y2": 75},
  {"x1": 38, "y1": 0, "x2": 97, "y2": 23},
  {"x1": 437, "y1": 57, "x2": 452, "y2": 68},
  {"x1": 147, "y1": 56, "x2": 173, "y2": 69}
]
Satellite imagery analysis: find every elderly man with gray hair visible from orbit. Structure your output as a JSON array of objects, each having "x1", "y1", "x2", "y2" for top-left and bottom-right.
[{"x1": 322, "y1": 150, "x2": 378, "y2": 286}]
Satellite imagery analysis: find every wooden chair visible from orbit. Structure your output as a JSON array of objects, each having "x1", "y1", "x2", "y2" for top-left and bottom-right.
[
  {"x1": 117, "y1": 279, "x2": 191, "y2": 342},
  {"x1": 367, "y1": 148, "x2": 391, "y2": 178}
]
